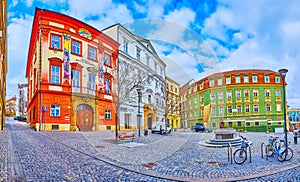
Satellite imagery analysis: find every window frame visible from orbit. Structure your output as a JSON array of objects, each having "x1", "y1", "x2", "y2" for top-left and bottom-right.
[
  {"x1": 104, "y1": 53, "x2": 111, "y2": 67},
  {"x1": 252, "y1": 75, "x2": 258, "y2": 83},
  {"x1": 104, "y1": 77, "x2": 112, "y2": 95},
  {"x1": 50, "y1": 33, "x2": 62, "y2": 50},
  {"x1": 88, "y1": 45, "x2": 97, "y2": 61},
  {"x1": 50, "y1": 104, "x2": 60, "y2": 117},
  {"x1": 71, "y1": 39, "x2": 82, "y2": 55},
  {"x1": 50, "y1": 65, "x2": 61, "y2": 85},
  {"x1": 105, "y1": 110, "x2": 112, "y2": 120}
]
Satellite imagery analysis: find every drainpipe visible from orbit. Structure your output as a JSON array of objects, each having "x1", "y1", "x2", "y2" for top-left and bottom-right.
[{"x1": 39, "y1": 9, "x2": 43, "y2": 131}]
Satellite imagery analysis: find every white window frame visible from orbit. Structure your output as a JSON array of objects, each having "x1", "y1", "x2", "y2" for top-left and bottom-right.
[{"x1": 50, "y1": 104, "x2": 60, "y2": 117}]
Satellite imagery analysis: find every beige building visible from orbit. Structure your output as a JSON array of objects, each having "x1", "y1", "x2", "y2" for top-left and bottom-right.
[
  {"x1": 0, "y1": 0, "x2": 7, "y2": 130},
  {"x1": 166, "y1": 77, "x2": 180, "y2": 129}
]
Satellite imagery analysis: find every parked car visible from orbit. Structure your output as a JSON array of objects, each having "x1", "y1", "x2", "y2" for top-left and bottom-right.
[
  {"x1": 19, "y1": 116, "x2": 27, "y2": 122},
  {"x1": 192, "y1": 122, "x2": 212, "y2": 133},
  {"x1": 14, "y1": 116, "x2": 21, "y2": 120},
  {"x1": 151, "y1": 121, "x2": 171, "y2": 134}
]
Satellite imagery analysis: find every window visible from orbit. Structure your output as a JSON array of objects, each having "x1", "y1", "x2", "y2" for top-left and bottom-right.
[
  {"x1": 51, "y1": 34, "x2": 61, "y2": 49},
  {"x1": 267, "y1": 121, "x2": 271, "y2": 126},
  {"x1": 277, "y1": 122, "x2": 282, "y2": 125},
  {"x1": 209, "y1": 79, "x2": 214, "y2": 87},
  {"x1": 71, "y1": 40, "x2": 81, "y2": 55},
  {"x1": 218, "y1": 77, "x2": 222, "y2": 85},
  {"x1": 227, "y1": 106, "x2": 232, "y2": 114},
  {"x1": 253, "y1": 90, "x2": 258, "y2": 97},
  {"x1": 226, "y1": 76, "x2": 231, "y2": 84},
  {"x1": 246, "y1": 122, "x2": 250, "y2": 127},
  {"x1": 136, "y1": 47, "x2": 141, "y2": 60},
  {"x1": 244, "y1": 75, "x2": 249, "y2": 83},
  {"x1": 88, "y1": 74, "x2": 96, "y2": 90},
  {"x1": 123, "y1": 39, "x2": 128, "y2": 53},
  {"x1": 219, "y1": 107, "x2": 223, "y2": 115},
  {"x1": 211, "y1": 93, "x2": 215, "y2": 100},
  {"x1": 237, "y1": 105, "x2": 241, "y2": 113},
  {"x1": 200, "y1": 96, "x2": 204, "y2": 103},
  {"x1": 227, "y1": 91, "x2": 232, "y2": 99},
  {"x1": 51, "y1": 65, "x2": 60, "y2": 84},
  {"x1": 211, "y1": 107, "x2": 216, "y2": 115},
  {"x1": 264, "y1": 75, "x2": 270, "y2": 83},
  {"x1": 72, "y1": 70, "x2": 80, "y2": 87},
  {"x1": 104, "y1": 54, "x2": 111, "y2": 66},
  {"x1": 88, "y1": 46, "x2": 96, "y2": 60},
  {"x1": 200, "y1": 82, "x2": 204, "y2": 90},
  {"x1": 275, "y1": 76, "x2": 280, "y2": 83},
  {"x1": 104, "y1": 78, "x2": 111, "y2": 94},
  {"x1": 212, "y1": 123, "x2": 216, "y2": 127},
  {"x1": 254, "y1": 104, "x2": 259, "y2": 112},
  {"x1": 235, "y1": 75, "x2": 241, "y2": 83},
  {"x1": 194, "y1": 85, "x2": 197, "y2": 92},
  {"x1": 266, "y1": 104, "x2": 271, "y2": 112},
  {"x1": 244, "y1": 90, "x2": 249, "y2": 97},
  {"x1": 236, "y1": 90, "x2": 241, "y2": 98},
  {"x1": 245, "y1": 105, "x2": 250, "y2": 113},
  {"x1": 276, "y1": 104, "x2": 281, "y2": 112},
  {"x1": 228, "y1": 122, "x2": 232, "y2": 127},
  {"x1": 154, "y1": 62, "x2": 157, "y2": 72},
  {"x1": 148, "y1": 95, "x2": 151, "y2": 104},
  {"x1": 219, "y1": 92, "x2": 223, "y2": 99},
  {"x1": 146, "y1": 56, "x2": 150, "y2": 65},
  {"x1": 237, "y1": 121, "x2": 242, "y2": 127},
  {"x1": 276, "y1": 90, "x2": 280, "y2": 97},
  {"x1": 252, "y1": 75, "x2": 258, "y2": 83},
  {"x1": 265, "y1": 90, "x2": 270, "y2": 97},
  {"x1": 105, "y1": 110, "x2": 111, "y2": 119},
  {"x1": 50, "y1": 104, "x2": 60, "y2": 117},
  {"x1": 255, "y1": 121, "x2": 259, "y2": 126}
]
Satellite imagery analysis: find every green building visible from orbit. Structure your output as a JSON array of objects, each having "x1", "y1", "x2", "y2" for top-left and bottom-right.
[{"x1": 187, "y1": 69, "x2": 287, "y2": 132}]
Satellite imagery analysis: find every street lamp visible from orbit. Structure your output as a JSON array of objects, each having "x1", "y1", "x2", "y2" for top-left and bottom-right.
[
  {"x1": 278, "y1": 68, "x2": 288, "y2": 147},
  {"x1": 136, "y1": 81, "x2": 143, "y2": 137}
]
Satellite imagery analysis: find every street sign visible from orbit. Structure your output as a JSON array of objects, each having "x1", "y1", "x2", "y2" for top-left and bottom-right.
[{"x1": 43, "y1": 106, "x2": 48, "y2": 111}]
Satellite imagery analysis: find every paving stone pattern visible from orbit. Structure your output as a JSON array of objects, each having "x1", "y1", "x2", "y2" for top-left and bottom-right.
[{"x1": 3, "y1": 118, "x2": 300, "y2": 181}]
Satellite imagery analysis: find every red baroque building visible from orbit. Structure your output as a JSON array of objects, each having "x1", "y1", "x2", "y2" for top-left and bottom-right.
[{"x1": 26, "y1": 8, "x2": 119, "y2": 131}]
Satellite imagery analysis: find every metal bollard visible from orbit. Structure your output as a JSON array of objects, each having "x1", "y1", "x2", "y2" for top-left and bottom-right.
[
  {"x1": 248, "y1": 146, "x2": 252, "y2": 163},
  {"x1": 228, "y1": 143, "x2": 232, "y2": 164}
]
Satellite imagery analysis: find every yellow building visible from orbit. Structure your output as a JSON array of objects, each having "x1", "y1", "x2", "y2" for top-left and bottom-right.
[
  {"x1": 0, "y1": 0, "x2": 7, "y2": 130},
  {"x1": 166, "y1": 77, "x2": 180, "y2": 129}
]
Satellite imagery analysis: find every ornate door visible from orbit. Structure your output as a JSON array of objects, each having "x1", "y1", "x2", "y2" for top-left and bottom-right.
[{"x1": 76, "y1": 104, "x2": 93, "y2": 131}]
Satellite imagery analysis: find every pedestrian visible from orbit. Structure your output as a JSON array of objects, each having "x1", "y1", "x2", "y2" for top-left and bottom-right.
[{"x1": 293, "y1": 129, "x2": 298, "y2": 144}]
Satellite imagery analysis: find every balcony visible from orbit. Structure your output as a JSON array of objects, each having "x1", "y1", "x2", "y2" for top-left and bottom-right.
[{"x1": 72, "y1": 86, "x2": 96, "y2": 96}]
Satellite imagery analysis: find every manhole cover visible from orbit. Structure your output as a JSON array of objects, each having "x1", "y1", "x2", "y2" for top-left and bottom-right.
[
  {"x1": 208, "y1": 161, "x2": 227, "y2": 167},
  {"x1": 95, "y1": 145, "x2": 105, "y2": 148},
  {"x1": 143, "y1": 162, "x2": 157, "y2": 168}
]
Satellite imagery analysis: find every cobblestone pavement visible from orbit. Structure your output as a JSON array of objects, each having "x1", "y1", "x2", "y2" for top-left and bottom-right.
[{"x1": 2, "y1": 117, "x2": 300, "y2": 181}]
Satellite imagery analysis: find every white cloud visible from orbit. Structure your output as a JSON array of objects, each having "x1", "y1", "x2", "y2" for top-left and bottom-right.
[
  {"x1": 201, "y1": 0, "x2": 300, "y2": 107},
  {"x1": 7, "y1": 16, "x2": 32, "y2": 99},
  {"x1": 26, "y1": 0, "x2": 34, "y2": 7},
  {"x1": 66, "y1": 0, "x2": 133, "y2": 30}
]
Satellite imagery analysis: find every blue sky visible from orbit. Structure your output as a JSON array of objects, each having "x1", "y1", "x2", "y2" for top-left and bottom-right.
[{"x1": 7, "y1": 0, "x2": 300, "y2": 108}]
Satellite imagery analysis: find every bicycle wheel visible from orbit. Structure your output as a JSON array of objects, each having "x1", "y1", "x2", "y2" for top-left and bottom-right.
[
  {"x1": 284, "y1": 147, "x2": 293, "y2": 161},
  {"x1": 266, "y1": 144, "x2": 274, "y2": 157},
  {"x1": 233, "y1": 149, "x2": 247, "y2": 164},
  {"x1": 277, "y1": 150, "x2": 287, "y2": 162}
]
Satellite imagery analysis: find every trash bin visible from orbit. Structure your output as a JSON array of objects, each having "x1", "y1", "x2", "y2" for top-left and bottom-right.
[{"x1": 144, "y1": 130, "x2": 148, "y2": 136}]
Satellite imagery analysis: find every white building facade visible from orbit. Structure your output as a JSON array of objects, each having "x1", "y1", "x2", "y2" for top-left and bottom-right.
[
  {"x1": 16, "y1": 83, "x2": 28, "y2": 116},
  {"x1": 103, "y1": 24, "x2": 166, "y2": 132}
]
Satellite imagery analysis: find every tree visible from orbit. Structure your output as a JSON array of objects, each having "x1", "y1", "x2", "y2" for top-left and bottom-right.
[{"x1": 111, "y1": 59, "x2": 148, "y2": 141}]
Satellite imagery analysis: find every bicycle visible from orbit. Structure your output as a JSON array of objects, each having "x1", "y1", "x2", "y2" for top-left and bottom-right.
[
  {"x1": 266, "y1": 136, "x2": 293, "y2": 162},
  {"x1": 233, "y1": 136, "x2": 250, "y2": 164}
]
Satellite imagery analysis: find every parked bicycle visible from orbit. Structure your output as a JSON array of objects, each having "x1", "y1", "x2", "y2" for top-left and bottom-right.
[
  {"x1": 233, "y1": 136, "x2": 251, "y2": 164},
  {"x1": 266, "y1": 136, "x2": 293, "y2": 162}
]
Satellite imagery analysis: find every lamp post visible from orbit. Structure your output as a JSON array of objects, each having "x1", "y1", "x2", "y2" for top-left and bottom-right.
[
  {"x1": 136, "y1": 81, "x2": 143, "y2": 137},
  {"x1": 278, "y1": 68, "x2": 288, "y2": 147}
]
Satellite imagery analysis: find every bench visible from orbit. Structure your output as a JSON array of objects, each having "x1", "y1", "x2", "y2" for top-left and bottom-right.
[{"x1": 118, "y1": 131, "x2": 135, "y2": 142}]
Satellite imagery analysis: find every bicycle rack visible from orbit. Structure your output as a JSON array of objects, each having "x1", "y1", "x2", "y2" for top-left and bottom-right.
[
  {"x1": 261, "y1": 143, "x2": 268, "y2": 160},
  {"x1": 228, "y1": 143, "x2": 232, "y2": 164}
]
